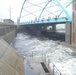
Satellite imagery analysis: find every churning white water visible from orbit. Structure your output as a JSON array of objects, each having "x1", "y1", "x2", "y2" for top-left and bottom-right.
[{"x1": 12, "y1": 33, "x2": 76, "y2": 75}]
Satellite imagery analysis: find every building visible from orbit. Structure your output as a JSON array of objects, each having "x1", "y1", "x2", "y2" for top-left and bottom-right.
[{"x1": 3, "y1": 19, "x2": 14, "y2": 24}]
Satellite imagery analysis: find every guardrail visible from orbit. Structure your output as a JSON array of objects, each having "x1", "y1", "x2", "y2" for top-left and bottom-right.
[
  {"x1": 26, "y1": 50, "x2": 62, "y2": 75},
  {"x1": 50, "y1": 62, "x2": 62, "y2": 75}
]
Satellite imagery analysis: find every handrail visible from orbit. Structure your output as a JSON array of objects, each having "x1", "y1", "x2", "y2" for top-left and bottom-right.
[{"x1": 52, "y1": 63, "x2": 62, "y2": 75}]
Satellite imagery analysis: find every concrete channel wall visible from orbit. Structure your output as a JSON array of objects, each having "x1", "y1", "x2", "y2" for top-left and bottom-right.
[
  {"x1": 0, "y1": 23, "x2": 17, "y2": 44},
  {"x1": 0, "y1": 23, "x2": 25, "y2": 75},
  {"x1": 0, "y1": 39, "x2": 25, "y2": 75}
]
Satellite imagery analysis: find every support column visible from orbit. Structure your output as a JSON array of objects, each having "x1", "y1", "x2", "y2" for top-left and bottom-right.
[
  {"x1": 52, "y1": 25, "x2": 56, "y2": 31},
  {"x1": 44, "y1": 26, "x2": 47, "y2": 30},
  {"x1": 65, "y1": 22, "x2": 72, "y2": 44},
  {"x1": 71, "y1": 0, "x2": 76, "y2": 46}
]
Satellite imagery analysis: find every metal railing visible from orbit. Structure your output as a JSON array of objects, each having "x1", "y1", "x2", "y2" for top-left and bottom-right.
[
  {"x1": 27, "y1": 50, "x2": 62, "y2": 75},
  {"x1": 50, "y1": 62, "x2": 62, "y2": 75}
]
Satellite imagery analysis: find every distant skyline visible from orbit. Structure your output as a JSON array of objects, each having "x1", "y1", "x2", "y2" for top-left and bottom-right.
[{"x1": 0, "y1": 0, "x2": 24, "y2": 23}]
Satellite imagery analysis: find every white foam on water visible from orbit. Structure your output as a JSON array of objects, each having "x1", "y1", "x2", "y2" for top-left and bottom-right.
[{"x1": 12, "y1": 33, "x2": 76, "y2": 75}]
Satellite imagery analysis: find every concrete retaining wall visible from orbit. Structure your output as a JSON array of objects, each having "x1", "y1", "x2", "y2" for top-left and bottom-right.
[
  {"x1": 0, "y1": 39, "x2": 25, "y2": 75},
  {"x1": 0, "y1": 24, "x2": 25, "y2": 75},
  {"x1": 0, "y1": 24, "x2": 17, "y2": 44}
]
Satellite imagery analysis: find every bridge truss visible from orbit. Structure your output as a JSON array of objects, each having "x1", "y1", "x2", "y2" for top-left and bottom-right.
[{"x1": 18, "y1": 0, "x2": 72, "y2": 25}]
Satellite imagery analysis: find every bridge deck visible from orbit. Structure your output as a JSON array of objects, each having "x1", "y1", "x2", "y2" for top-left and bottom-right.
[{"x1": 19, "y1": 18, "x2": 72, "y2": 26}]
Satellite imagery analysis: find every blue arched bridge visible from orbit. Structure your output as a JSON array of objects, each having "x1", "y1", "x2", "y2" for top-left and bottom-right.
[
  {"x1": 17, "y1": 0, "x2": 75, "y2": 45},
  {"x1": 18, "y1": 0, "x2": 72, "y2": 25}
]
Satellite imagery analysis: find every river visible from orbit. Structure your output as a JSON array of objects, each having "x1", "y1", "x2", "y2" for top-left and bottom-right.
[{"x1": 12, "y1": 32, "x2": 76, "y2": 75}]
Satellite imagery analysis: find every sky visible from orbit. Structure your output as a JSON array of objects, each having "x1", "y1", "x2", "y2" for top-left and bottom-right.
[
  {"x1": 0, "y1": 0, "x2": 24, "y2": 22},
  {"x1": 0, "y1": 0, "x2": 72, "y2": 23}
]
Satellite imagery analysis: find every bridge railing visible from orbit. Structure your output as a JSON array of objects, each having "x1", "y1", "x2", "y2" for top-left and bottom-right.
[
  {"x1": 19, "y1": 16, "x2": 70, "y2": 25},
  {"x1": 26, "y1": 50, "x2": 62, "y2": 75}
]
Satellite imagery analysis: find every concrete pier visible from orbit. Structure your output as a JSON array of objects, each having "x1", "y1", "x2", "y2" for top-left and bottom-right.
[
  {"x1": 65, "y1": 22, "x2": 72, "y2": 44},
  {"x1": 52, "y1": 25, "x2": 56, "y2": 31}
]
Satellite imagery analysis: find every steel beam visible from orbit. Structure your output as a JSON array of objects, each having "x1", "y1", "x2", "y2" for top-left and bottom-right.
[
  {"x1": 19, "y1": 0, "x2": 26, "y2": 23},
  {"x1": 55, "y1": 0, "x2": 72, "y2": 21}
]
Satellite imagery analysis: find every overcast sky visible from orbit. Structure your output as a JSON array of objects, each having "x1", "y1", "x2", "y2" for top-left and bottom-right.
[
  {"x1": 0, "y1": 0, "x2": 24, "y2": 22},
  {"x1": 0, "y1": 0, "x2": 72, "y2": 23}
]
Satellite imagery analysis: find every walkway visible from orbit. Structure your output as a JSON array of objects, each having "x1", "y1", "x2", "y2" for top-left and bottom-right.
[{"x1": 24, "y1": 57, "x2": 53, "y2": 75}]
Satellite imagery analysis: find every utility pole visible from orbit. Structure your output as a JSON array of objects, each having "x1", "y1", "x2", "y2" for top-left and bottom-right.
[{"x1": 9, "y1": 6, "x2": 11, "y2": 20}]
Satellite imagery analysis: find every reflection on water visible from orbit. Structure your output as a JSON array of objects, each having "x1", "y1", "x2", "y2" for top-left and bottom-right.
[{"x1": 12, "y1": 33, "x2": 76, "y2": 75}]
